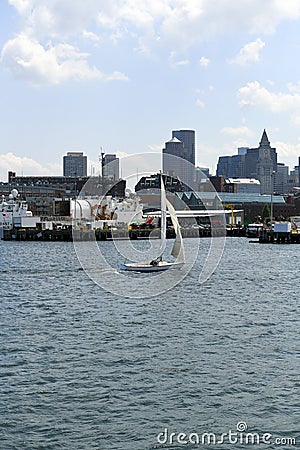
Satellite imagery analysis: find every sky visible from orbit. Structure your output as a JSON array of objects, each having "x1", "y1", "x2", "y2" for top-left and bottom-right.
[{"x1": 1, "y1": 0, "x2": 300, "y2": 182}]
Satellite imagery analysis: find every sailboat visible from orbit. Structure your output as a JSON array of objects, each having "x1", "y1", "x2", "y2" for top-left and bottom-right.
[{"x1": 120, "y1": 175, "x2": 185, "y2": 272}]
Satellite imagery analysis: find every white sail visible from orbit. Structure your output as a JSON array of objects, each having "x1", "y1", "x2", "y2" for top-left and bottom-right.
[
  {"x1": 166, "y1": 198, "x2": 185, "y2": 262},
  {"x1": 157, "y1": 174, "x2": 167, "y2": 258},
  {"x1": 120, "y1": 174, "x2": 185, "y2": 272}
]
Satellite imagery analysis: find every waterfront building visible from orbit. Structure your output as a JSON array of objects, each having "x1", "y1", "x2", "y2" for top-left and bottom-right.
[
  {"x1": 63, "y1": 152, "x2": 87, "y2": 177},
  {"x1": 176, "y1": 191, "x2": 296, "y2": 223},
  {"x1": 226, "y1": 178, "x2": 261, "y2": 194},
  {"x1": 135, "y1": 173, "x2": 186, "y2": 193},
  {"x1": 4, "y1": 174, "x2": 126, "y2": 215}
]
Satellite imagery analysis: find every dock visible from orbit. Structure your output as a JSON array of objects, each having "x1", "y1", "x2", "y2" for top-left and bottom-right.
[
  {"x1": 259, "y1": 229, "x2": 300, "y2": 244},
  {"x1": 1, "y1": 225, "x2": 233, "y2": 241}
]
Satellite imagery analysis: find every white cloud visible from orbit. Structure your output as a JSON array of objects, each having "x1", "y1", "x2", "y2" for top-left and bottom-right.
[
  {"x1": 82, "y1": 30, "x2": 101, "y2": 43},
  {"x1": 8, "y1": 0, "x2": 300, "y2": 48},
  {"x1": 0, "y1": 34, "x2": 127, "y2": 85},
  {"x1": 199, "y1": 56, "x2": 210, "y2": 67},
  {"x1": 174, "y1": 59, "x2": 189, "y2": 67},
  {"x1": 196, "y1": 99, "x2": 205, "y2": 108},
  {"x1": 287, "y1": 81, "x2": 300, "y2": 93},
  {"x1": 238, "y1": 81, "x2": 300, "y2": 115},
  {"x1": 168, "y1": 51, "x2": 189, "y2": 68},
  {"x1": 0, "y1": 152, "x2": 61, "y2": 181},
  {"x1": 106, "y1": 71, "x2": 129, "y2": 81},
  {"x1": 220, "y1": 126, "x2": 254, "y2": 137},
  {"x1": 267, "y1": 79, "x2": 275, "y2": 86},
  {"x1": 8, "y1": 0, "x2": 32, "y2": 15},
  {"x1": 161, "y1": 0, "x2": 300, "y2": 51},
  {"x1": 229, "y1": 38, "x2": 265, "y2": 66},
  {"x1": 4, "y1": 0, "x2": 300, "y2": 83},
  {"x1": 290, "y1": 115, "x2": 300, "y2": 127},
  {"x1": 273, "y1": 141, "x2": 300, "y2": 169}
]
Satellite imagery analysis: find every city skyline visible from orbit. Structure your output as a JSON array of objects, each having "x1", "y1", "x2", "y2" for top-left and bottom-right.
[{"x1": 1, "y1": 1, "x2": 300, "y2": 181}]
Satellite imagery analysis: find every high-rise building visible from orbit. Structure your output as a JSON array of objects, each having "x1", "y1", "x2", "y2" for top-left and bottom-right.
[
  {"x1": 172, "y1": 129, "x2": 195, "y2": 166},
  {"x1": 274, "y1": 163, "x2": 289, "y2": 194},
  {"x1": 163, "y1": 136, "x2": 185, "y2": 179},
  {"x1": 216, "y1": 130, "x2": 277, "y2": 194},
  {"x1": 163, "y1": 129, "x2": 196, "y2": 188},
  {"x1": 216, "y1": 156, "x2": 232, "y2": 177},
  {"x1": 103, "y1": 154, "x2": 119, "y2": 181},
  {"x1": 63, "y1": 152, "x2": 87, "y2": 177},
  {"x1": 287, "y1": 168, "x2": 299, "y2": 191},
  {"x1": 217, "y1": 154, "x2": 246, "y2": 178}
]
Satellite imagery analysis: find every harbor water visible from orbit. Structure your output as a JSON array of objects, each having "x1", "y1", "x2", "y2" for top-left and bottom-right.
[{"x1": 0, "y1": 238, "x2": 299, "y2": 449}]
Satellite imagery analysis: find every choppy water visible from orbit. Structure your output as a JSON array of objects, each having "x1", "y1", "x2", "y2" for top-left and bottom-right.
[{"x1": 1, "y1": 238, "x2": 300, "y2": 449}]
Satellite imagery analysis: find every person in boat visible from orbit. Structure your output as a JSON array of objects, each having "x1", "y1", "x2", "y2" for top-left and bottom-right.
[{"x1": 150, "y1": 256, "x2": 162, "y2": 266}]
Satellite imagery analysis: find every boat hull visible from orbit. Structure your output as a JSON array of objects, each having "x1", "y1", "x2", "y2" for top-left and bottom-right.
[{"x1": 120, "y1": 261, "x2": 184, "y2": 272}]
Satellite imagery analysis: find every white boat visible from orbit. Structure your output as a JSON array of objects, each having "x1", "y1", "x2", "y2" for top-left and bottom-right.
[
  {"x1": 0, "y1": 189, "x2": 37, "y2": 239},
  {"x1": 120, "y1": 175, "x2": 185, "y2": 272}
]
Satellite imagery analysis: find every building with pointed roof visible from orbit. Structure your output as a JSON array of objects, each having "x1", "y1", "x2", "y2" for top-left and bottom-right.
[
  {"x1": 260, "y1": 128, "x2": 270, "y2": 146},
  {"x1": 216, "y1": 129, "x2": 277, "y2": 194}
]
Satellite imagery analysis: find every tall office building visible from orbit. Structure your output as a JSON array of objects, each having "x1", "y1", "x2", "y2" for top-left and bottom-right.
[
  {"x1": 274, "y1": 163, "x2": 289, "y2": 194},
  {"x1": 103, "y1": 154, "x2": 119, "y2": 181},
  {"x1": 163, "y1": 129, "x2": 196, "y2": 188},
  {"x1": 63, "y1": 152, "x2": 87, "y2": 177},
  {"x1": 163, "y1": 137, "x2": 185, "y2": 179},
  {"x1": 216, "y1": 130, "x2": 277, "y2": 194},
  {"x1": 172, "y1": 129, "x2": 195, "y2": 166}
]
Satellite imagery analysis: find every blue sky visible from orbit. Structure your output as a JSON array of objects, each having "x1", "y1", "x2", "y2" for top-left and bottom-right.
[{"x1": 1, "y1": 0, "x2": 300, "y2": 181}]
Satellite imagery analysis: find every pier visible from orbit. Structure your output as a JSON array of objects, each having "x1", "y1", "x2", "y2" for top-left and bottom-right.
[
  {"x1": 259, "y1": 229, "x2": 300, "y2": 244},
  {"x1": 1, "y1": 225, "x2": 232, "y2": 241}
]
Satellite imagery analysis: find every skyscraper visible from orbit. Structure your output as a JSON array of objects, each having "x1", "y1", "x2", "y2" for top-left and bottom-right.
[
  {"x1": 216, "y1": 130, "x2": 277, "y2": 194},
  {"x1": 63, "y1": 152, "x2": 87, "y2": 177},
  {"x1": 103, "y1": 154, "x2": 119, "y2": 181},
  {"x1": 163, "y1": 137, "x2": 185, "y2": 180},
  {"x1": 163, "y1": 129, "x2": 196, "y2": 188},
  {"x1": 172, "y1": 129, "x2": 195, "y2": 166},
  {"x1": 274, "y1": 163, "x2": 289, "y2": 194}
]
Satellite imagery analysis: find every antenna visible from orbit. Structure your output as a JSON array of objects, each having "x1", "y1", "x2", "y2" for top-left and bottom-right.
[{"x1": 99, "y1": 147, "x2": 105, "y2": 195}]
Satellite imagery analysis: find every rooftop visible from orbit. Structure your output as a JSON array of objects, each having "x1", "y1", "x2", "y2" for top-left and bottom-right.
[
  {"x1": 226, "y1": 178, "x2": 260, "y2": 185},
  {"x1": 176, "y1": 191, "x2": 286, "y2": 204}
]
